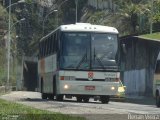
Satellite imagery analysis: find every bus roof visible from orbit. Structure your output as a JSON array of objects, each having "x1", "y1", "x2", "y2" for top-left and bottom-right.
[
  {"x1": 60, "y1": 23, "x2": 119, "y2": 34},
  {"x1": 40, "y1": 23, "x2": 118, "y2": 42}
]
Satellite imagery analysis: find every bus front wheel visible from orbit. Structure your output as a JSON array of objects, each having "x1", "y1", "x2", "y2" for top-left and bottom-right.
[
  {"x1": 100, "y1": 96, "x2": 110, "y2": 104},
  {"x1": 156, "y1": 91, "x2": 160, "y2": 107},
  {"x1": 76, "y1": 96, "x2": 83, "y2": 102},
  {"x1": 42, "y1": 93, "x2": 47, "y2": 99}
]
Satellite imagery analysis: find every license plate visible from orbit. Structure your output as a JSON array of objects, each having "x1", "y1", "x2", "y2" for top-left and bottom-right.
[{"x1": 85, "y1": 86, "x2": 95, "y2": 90}]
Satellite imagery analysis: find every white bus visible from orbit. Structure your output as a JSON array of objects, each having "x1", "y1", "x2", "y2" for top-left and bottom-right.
[{"x1": 38, "y1": 23, "x2": 120, "y2": 103}]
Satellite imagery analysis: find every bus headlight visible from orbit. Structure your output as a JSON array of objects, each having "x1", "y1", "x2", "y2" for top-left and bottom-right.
[
  {"x1": 111, "y1": 86, "x2": 115, "y2": 90},
  {"x1": 64, "y1": 84, "x2": 69, "y2": 89},
  {"x1": 118, "y1": 87, "x2": 125, "y2": 93}
]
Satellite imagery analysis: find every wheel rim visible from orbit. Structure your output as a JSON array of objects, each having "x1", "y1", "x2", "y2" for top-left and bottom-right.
[{"x1": 77, "y1": 97, "x2": 82, "y2": 102}]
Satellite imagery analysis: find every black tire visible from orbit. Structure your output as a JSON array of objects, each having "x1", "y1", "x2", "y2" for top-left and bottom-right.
[
  {"x1": 41, "y1": 79, "x2": 47, "y2": 99},
  {"x1": 83, "y1": 98, "x2": 89, "y2": 103},
  {"x1": 41, "y1": 78, "x2": 43, "y2": 93},
  {"x1": 76, "y1": 96, "x2": 83, "y2": 102},
  {"x1": 53, "y1": 76, "x2": 56, "y2": 96},
  {"x1": 48, "y1": 94, "x2": 54, "y2": 100},
  {"x1": 100, "y1": 96, "x2": 110, "y2": 104},
  {"x1": 56, "y1": 95, "x2": 63, "y2": 101},
  {"x1": 156, "y1": 93, "x2": 160, "y2": 107},
  {"x1": 42, "y1": 93, "x2": 47, "y2": 99},
  {"x1": 94, "y1": 96, "x2": 100, "y2": 101}
]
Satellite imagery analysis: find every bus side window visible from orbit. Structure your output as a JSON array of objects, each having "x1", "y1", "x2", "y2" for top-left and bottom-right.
[
  {"x1": 53, "y1": 34, "x2": 56, "y2": 53},
  {"x1": 46, "y1": 39, "x2": 50, "y2": 56},
  {"x1": 46, "y1": 38, "x2": 50, "y2": 56},
  {"x1": 44, "y1": 40, "x2": 47, "y2": 57},
  {"x1": 45, "y1": 39, "x2": 47, "y2": 56},
  {"x1": 54, "y1": 32, "x2": 57, "y2": 53},
  {"x1": 41, "y1": 41, "x2": 44, "y2": 57},
  {"x1": 38, "y1": 43, "x2": 40, "y2": 58},
  {"x1": 56, "y1": 31, "x2": 59, "y2": 51},
  {"x1": 39, "y1": 43, "x2": 42, "y2": 58},
  {"x1": 52, "y1": 34, "x2": 55, "y2": 53},
  {"x1": 51, "y1": 35, "x2": 54, "y2": 54},
  {"x1": 49, "y1": 36, "x2": 53, "y2": 55}
]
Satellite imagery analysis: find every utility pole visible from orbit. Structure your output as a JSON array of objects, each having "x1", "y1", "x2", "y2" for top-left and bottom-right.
[
  {"x1": 150, "y1": 0, "x2": 153, "y2": 34},
  {"x1": 75, "y1": 0, "x2": 78, "y2": 23},
  {"x1": 7, "y1": 0, "x2": 25, "y2": 89},
  {"x1": 7, "y1": 0, "x2": 11, "y2": 88}
]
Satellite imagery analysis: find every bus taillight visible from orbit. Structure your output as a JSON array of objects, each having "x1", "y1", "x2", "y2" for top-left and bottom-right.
[
  {"x1": 60, "y1": 76, "x2": 75, "y2": 80},
  {"x1": 115, "y1": 78, "x2": 120, "y2": 82},
  {"x1": 60, "y1": 76, "x2": 65, "y2": 80}
]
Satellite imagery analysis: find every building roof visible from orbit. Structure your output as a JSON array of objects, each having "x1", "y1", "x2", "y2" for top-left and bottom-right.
[
  {"x1": 135, "y1": 32, "x2": 160, "y2": 42},
  {"x1": 135, "y1": 36, "x2": 160, "y2": 42}
]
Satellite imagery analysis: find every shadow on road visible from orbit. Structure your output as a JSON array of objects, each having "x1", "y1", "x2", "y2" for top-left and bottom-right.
[
  {"x1": 21, "y1": 98, "x2": 48, "y2": 102},
  {"x1": 21, "y1": 96, "x2": 156, "y2": 106},
  {"x1": 111, "y1": 97, "x2": 156, "y2": 106},
  {"x1": 21, "y1": 97, "x2": 102, "y2": 104}
]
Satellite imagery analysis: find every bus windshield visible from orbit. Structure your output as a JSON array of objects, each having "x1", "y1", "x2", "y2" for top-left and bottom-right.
[
  {"x1": 60, "y1": 32, "x2": 90, "y2": 69},
  {"x1": 92, "y1": 33, "x2": 118, "y2": 69},
  {"x1": 60, "y1": 32, "x2": 118, "y2": 70}
]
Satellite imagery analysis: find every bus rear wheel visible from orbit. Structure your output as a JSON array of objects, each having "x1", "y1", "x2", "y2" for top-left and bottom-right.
[
  {"x1": 48, "y1": 94, "x2": 54, "y2": 100},
  {"x1": 42, "y1": 93, "x2": 47, "y2": 99},
  {"x1": 76, "y1": 96, "x2": 83, "y2": 102},
  {"x1": 156, "y1": 92, "x2": 160, "y2": 107},
  {"x1": 83, "y1": 98, "x2": 89, "y2": 103},
  {"x1": 56, "y1": 95, "x2": 63, "y2": 101},
  {"x1": 100, "y1": 96, "x2": 110, "y2": 104},
  {"x1": 41, "y1": 79, "x2": 47, "y2": 99}
]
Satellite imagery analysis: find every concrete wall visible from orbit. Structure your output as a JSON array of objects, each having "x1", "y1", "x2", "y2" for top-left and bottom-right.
[{"x1": 123, "y1": 69, "x2": 146, "y2": 96}]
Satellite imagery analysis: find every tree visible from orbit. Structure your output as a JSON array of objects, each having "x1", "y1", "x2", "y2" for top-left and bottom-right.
[
  {"x1": 153, "y1": 0, "x2": 160, "y2": 22},
  {"x1": 116, "y1": 0, "x2": 150, "y2": 34},
  {"x1": 152, "y1": 0, "x2": 160, "y2": 32}
]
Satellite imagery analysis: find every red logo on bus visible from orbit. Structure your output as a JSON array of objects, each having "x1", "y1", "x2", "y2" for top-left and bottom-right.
[{"x1": 88, "y1": 72, "x2": 94, "y2": 80}]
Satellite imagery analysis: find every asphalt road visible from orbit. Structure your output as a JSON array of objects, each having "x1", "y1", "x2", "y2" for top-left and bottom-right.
[{"x1": 0, "y1": 91, "x2": 160, "y2": 120}]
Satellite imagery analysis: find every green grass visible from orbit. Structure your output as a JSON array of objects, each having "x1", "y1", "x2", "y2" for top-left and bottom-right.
[
  {"x1": 0, "y1": 99, "x2": 85, "y2": 120},
  {"x1": 140, "y1": 32, "x2": 160, "y2": 40}
]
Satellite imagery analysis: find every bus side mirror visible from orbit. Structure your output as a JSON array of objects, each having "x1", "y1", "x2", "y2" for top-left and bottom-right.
[{"x1": 122, "y1": 44, "x2": 127, "y2": 54}]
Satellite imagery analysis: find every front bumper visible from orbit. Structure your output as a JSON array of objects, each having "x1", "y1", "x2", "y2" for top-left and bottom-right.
[{"x1": 57, "y1": 81, "x2": 119, "y2": 96}]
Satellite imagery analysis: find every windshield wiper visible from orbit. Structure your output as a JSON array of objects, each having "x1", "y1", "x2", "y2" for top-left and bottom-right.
[
  {"x1": 76, "y1": 49, "x2": 87, "y2": 69},
  {"x1": 93, "y1": 47, "x2": 105, "y2": 70}
]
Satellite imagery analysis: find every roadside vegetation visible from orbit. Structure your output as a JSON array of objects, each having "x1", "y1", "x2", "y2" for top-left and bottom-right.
[
  {"x1": 84, "y1": 0, "x2": 160, "y2": 36},
  {"x1": 0, "y1": 4, "x2": 18, "y2": 86},
  {"x1": 0, "y1": 99, "x2": 85, "y2": 120},
  {"x1": 0, "y1": 5, "x2": 8, "y2": 86},
  {"x1": 141, "y1": 32, "x2": 160, "y2": 40}
]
